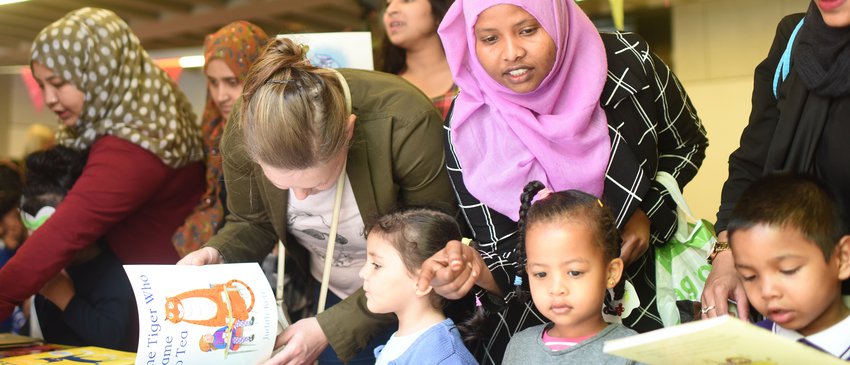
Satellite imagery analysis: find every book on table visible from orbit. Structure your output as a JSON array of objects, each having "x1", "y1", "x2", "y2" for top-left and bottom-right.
[
  {"x1": 0, "y1": 346, "x2": 134, "y2": 364},
  {"x1": 0, "y1": 343, "x2": 72, "y2": 359},
  {"x1": 603, "y1": 315, "x2": 846, "y2": 365},
  {"x1": 0, "y1": 334, "x2": 40, "y2": 350}
]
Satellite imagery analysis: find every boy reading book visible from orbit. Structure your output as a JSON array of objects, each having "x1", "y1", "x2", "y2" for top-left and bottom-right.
[{"x1": 728, "y1": 173, "x2": 850, "y2": 360}]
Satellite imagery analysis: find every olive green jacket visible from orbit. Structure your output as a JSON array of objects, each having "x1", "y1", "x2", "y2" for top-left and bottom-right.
[{"x1": 206, "y1": 68, "x2": 456, "y2": 361}]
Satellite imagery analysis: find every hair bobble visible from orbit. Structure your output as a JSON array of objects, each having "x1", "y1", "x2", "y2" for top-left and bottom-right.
[{"x1": 531, "y1": 188, "x2": 552, "y2": 205}]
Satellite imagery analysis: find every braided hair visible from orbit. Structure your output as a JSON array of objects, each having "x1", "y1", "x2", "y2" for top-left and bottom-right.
[{"x1": 514, "y1": 181, "x2": 621, "y2": 300}]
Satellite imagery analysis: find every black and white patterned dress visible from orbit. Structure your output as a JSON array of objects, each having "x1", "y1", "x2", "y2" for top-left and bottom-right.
[{"x1": 445, "y1": 32, "x2": 709, "y2": 364}]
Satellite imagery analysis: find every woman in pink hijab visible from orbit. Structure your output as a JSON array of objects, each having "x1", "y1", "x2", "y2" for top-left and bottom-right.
[{"x1": 415, "y1": 0, "x2": 708, "y2": 362}]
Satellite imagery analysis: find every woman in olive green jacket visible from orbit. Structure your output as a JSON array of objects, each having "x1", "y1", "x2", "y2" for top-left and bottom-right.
[{"x1": 179, "y1": 38, "x2": 456, "y2": 364}]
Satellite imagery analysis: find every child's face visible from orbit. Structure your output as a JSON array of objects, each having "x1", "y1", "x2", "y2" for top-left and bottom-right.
[
  {"x1": 525, "y1": 220, "x2": 623, "y2": 338},
  {"x1": 359, "y1": 233, "x2": 418, "y2": 315},
  {"x1": 1, "y1": 208, "x2": 25, "y2": 250},
  {"x1": 732, "y1": 224, "x2": 850, "y2": 336}
]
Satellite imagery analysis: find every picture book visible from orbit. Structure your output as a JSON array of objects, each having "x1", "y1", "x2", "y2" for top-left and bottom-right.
[
  {"x1": 0, "y1": 346, "x2": 134, "y2": 365},
  {"x1": 123, "y1": 263, "x2": 278, "y2": 365},
  {"x1": 0, "y1": 334, "x2": 39, "y2": 350},
  {"x1": 603, "y1": 315, "x2": 846, "y2": 365},
  {"x1": 276, "y1": 32, "x2": 374, "y2": 70}
]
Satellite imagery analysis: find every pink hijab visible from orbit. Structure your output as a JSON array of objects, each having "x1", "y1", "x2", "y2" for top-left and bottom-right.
[{"x1": 439, "y1": 0, "x2": 611, "y2": 221}]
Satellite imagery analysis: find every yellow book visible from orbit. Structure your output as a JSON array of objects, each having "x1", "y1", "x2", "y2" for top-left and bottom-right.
[
  {"x1": 603, "y1": 315, "x2": 846, "y2": 365},
  {"x1": 0, "y1": 346, "x2": 135, "y2": 365}
]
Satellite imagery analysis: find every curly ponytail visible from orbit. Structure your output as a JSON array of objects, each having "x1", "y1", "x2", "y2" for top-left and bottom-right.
[{"x1": 240, "y1": 37, "x2": 349, "y2": 169}]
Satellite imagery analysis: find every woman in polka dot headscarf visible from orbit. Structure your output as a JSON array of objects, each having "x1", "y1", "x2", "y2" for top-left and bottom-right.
[
  {"x1": 172, "y1": 21, "x2": 269, "y2": 258},
  {"x1": 0, "y1": 7, "x2": 206, "y2": 321}
]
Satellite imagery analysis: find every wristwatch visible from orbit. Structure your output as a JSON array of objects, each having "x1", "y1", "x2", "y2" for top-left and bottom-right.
[{"x1": 707, "y1": 241, "x2": 730, "y2": 265}]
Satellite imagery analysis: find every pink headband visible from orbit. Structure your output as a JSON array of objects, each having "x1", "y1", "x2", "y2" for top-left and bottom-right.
[{"x1": 531, "y1": 188, "x2": 552, "y2": 205}]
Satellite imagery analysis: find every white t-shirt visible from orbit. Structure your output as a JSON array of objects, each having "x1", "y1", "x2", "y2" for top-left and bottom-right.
[
  {"x1": 375, "y1": 323, "x2": 436, "y2": 365},
  {"x1": 772, "y1": 312, "x2": 850, "y2": 360},
  {"x1": 287, "y1": 173, "x2": 365, "y2": 298}
]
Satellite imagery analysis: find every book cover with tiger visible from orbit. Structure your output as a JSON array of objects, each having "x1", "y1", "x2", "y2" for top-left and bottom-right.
[{"x1": 123, "y1": 263, "x2": 277, "y2": 365}]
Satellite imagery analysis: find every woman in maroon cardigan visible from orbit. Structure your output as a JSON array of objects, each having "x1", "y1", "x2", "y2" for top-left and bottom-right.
[{"x1": 0, "y1": 7, "x2": 205, "y2": 320}]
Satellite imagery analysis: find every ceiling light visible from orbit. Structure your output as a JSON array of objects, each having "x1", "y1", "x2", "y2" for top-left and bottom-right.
[{"x1": 178, "y1": 55, "x2": 204, "y2": 68}]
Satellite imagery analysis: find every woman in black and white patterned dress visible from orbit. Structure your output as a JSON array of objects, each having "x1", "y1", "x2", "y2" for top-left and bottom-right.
[{"x1": 415, "y1": 0, "x2": 708, "y2": 363}]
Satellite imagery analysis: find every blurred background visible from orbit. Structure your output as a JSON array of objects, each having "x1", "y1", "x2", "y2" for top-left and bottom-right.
[{"x1": 0, "y1": 0, "x2": 810, "y2": 221}]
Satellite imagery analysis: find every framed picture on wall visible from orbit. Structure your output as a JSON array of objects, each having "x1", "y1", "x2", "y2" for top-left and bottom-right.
[{"x1": 276, "y1": 32, "x2": 373, "y2": 70}]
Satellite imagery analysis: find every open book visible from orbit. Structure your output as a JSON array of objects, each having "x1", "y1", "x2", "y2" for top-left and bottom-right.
[
  {"x1": 603, "y1": 315, "x2": 846, "y2": 364},
  {"x1": 123, "y1": 263, "x2": 280, "y2": 365}
]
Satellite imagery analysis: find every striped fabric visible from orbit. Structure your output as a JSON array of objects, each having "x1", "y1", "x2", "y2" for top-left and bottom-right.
[
  {"x1": 542, "y1": 330, "x2": 591, "y2": 351},
  {"x1": 444, "y1": 32, "x2": 708, "y2": 364},
  {"x1": 431, "y1": 84, "x2": 460, "y2": 119}
]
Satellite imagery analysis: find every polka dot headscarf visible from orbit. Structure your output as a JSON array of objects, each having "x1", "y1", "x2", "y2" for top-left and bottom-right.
[{"x1": 30, "y1": 7, "x2": 203, "y2": 168}]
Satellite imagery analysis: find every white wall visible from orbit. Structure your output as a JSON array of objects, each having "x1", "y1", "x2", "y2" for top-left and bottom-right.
[{"x1": 673, "y1": 0, "x2": 809, "y2": 222}]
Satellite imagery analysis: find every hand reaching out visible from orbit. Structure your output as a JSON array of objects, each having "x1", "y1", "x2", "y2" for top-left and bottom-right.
[{"x1": 416, "y1": 240, "x2": 500, "y2": 299}]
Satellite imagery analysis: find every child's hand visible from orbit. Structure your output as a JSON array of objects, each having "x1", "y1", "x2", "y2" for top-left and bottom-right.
[
  {"x1": 39, "y1": 270, "x2": 74, "y2": 310},
  {"x1": 417, "y1": 240, "x2": 500, "y2": 299},
  {"x1": 620, "y1": 208, "x2": 650, "y2": 267}
]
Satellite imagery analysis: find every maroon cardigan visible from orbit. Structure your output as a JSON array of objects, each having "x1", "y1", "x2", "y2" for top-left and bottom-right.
[{"x1": 0, "y1": 136, "x2": 204, "y2": 319}]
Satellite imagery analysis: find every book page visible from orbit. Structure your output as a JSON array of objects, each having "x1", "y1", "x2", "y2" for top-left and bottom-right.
[
  {"x1": 603, "y1": 316, "x2": 846, "y2": 365},
  {"x1": 124, "y1": 263, "x2": 276, "y2": 365}
]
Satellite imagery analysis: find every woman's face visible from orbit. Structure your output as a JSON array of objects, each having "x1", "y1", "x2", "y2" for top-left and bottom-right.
[
  {"x1": 257, "y1": 114, "x2": 356, "y2": 200},
  {"x1": 32, "y1": 62, "x2": 85, "y2": 127},
  {"x1": 205, "y1": 59, "x2": 242, "y2": 121},
  {"x1": 384, "y1": 0, "x2": 437, "y2": 49},
  {"x1": 259, "y1": 148, "x2": 348, "y2": 200},
  {"x1": 815, "y1": 0, "x2": 850, "y2": 27},
  {"x1": 474, "y1": 4, "x2": 557, "y2": 94}
]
